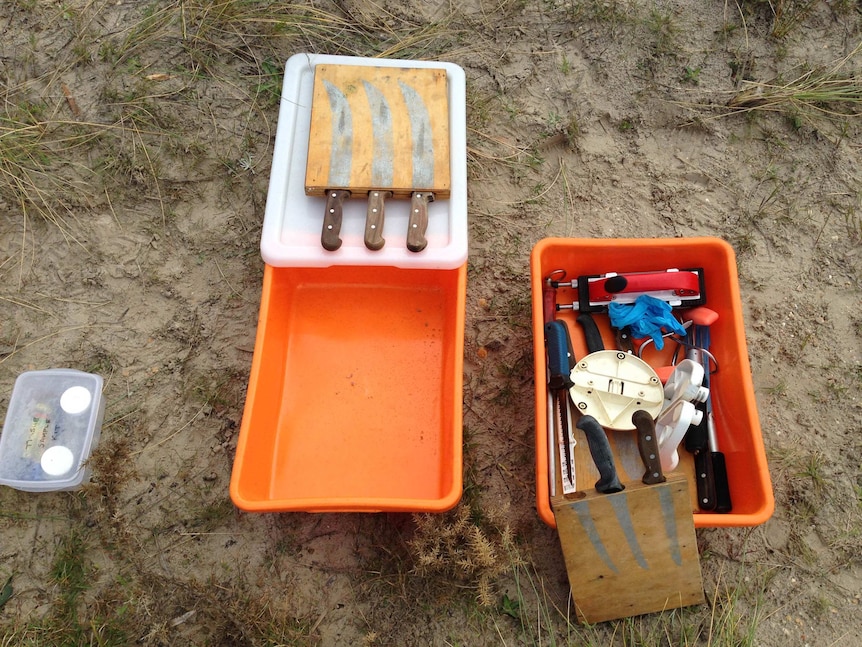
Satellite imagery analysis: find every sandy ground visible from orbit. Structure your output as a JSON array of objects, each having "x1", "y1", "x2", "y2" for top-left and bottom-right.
[{"x1": 0, "y1": 1, "x2": 860, "y2": 645}]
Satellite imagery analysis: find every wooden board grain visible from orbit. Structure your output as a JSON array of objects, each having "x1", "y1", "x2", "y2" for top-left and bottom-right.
[
  {"x1": 305, "y1": 65, "x2": 450, "y2": 199},
  {"x1": 552, "y1": 473, "x2": 704, "y2": 624},
  {"x1": 570, "y1": 427, "x2": 702, "y2": 513}
]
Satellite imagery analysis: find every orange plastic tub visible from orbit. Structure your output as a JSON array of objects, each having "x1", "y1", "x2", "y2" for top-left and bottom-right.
[
  {"x1": 531, "y1": 238, "x2": 774, "y2": 528},
  {"x1": 230, "y1": 263, "x2": 465, "y2": 513}
]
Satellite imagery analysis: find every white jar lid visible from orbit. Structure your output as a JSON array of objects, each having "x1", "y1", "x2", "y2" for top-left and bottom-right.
[
  {"x1": 41, "y1": 446, "x2": 75, "y2": 476},
  {"x1": 60, "y1": 386, "x2": 92, "y2": 414}
]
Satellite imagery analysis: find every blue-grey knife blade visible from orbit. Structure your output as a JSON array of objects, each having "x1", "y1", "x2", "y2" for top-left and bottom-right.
[
  {"x1": 362, "y1": 80, "x2": 394, "y2": 188},
  {"x1": 323, "y1": 80, "x2": 352, "y2": 187},
  {"x1": 398, "y1": 79, "x2": 434, "y2": 189}
]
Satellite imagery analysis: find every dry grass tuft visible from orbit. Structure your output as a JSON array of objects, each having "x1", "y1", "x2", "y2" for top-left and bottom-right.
[
  {"x1": 409, "y1": 504, "x2": 523, "y2": 607},
  {"x1": 727, "y1": 44, "x2": 862, "y2": 123}
]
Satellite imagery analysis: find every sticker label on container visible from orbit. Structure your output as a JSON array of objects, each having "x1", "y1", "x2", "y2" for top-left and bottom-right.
[{"x1": 23, "y1": 403, "x2": 58, "y2": 462}]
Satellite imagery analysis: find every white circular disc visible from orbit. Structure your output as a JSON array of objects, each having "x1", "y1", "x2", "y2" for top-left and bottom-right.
[
  {"x1": 60, "y1": 386, "x2": 92, "y2": 414},
  {"x1": 41, "y1": 445, "x2": 75, "y2": 477},
  {"x1": 569, "y1": 350, "x2": 664, "y2": 430}
]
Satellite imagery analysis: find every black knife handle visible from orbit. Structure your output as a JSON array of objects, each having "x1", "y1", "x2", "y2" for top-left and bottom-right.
[
  {"x1": 322, "y1": 190, "x2": 350, "y2": 251},
  {"x1": 544, "y1": 321, "x2": 573, "y2": 390},
  {"x1": 684, "y1": 400, "x2": 709, "y2": 453},
  {"x1": 576, "y1": 312, "x2": 605, "y2": 353},
  {"x1": 576, "y1": 415, "x2": 624, "y2": 494},
  {"x1": 577, "y1": 276, "x2": 593, "y2": 314},
  {"x1": 632, "y1": 410, "x2": 665, "y2": 485},
  {"x1": 712, "y1": 451, "x2": 733, "y2": 513},
  {"x1": 694, "y1": 450, "x2": 716, "y2": 511}
]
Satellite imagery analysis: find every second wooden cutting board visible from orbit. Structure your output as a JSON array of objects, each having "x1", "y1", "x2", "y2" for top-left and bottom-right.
[{"x1": 305, "y1": 64, "x2": 451, "y2": 252}]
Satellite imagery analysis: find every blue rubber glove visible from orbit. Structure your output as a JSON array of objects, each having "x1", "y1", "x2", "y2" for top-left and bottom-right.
[{"x1": 608, "y1": 295, "x2": 687, "y2": 350}]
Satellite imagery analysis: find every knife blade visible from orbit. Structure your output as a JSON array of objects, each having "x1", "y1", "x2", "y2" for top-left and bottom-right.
[{"x1": 362, "y1": 80, "x2": 394, "y2": 188}]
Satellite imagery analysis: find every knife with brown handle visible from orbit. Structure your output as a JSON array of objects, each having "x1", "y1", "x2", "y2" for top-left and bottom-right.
[
  {"x1": 685, "y1": 321, "x2": 732, "y2": 512},
  {"x1": 406, "y1": 191, "x2": 434, "y2": 252},
  {"x1": 632, "y1": 409, "x2": 665, "y2": 485},
  {"x1": 364, "y1": 190, "x2": 391, "y2": 250},
  {"x1": 321, "y1": 189, "x2": 350, "y2": 251}
]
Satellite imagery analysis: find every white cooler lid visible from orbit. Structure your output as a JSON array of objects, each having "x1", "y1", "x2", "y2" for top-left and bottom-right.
[{"x1": 260, "y1": 53, "x2": 468, "y2": 269}]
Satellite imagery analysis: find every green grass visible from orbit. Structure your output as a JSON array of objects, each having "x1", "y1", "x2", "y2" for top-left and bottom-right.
[
  {"x1": 768, "y1": 0, "x2": 820, "y2": 40},
  {"x1": 0, "y1": 576, "x2": 12, "y2": 611},
  {"x1": 0, "y1": 529, "x2": 134, "y2": 646},
  {"x1": 50, "y1": 531, "x2": 89, "y2": 615},
  {"x1": 0, "y1": 526, "x2": 313, "y2": 646},
  {"x1": 494, "y1": 557, "x2": 771, "y2": 647},
  {"x1": 254, "y1": 58, "x2": 284, "y2": 109},
  {"x1": 647, "y1": 6, "x2": 679, "y2": 56},
  {"x1": 0, "y1": 107, "x2": 97, "y2": 244},
  {"x1": 727, "y1": 43, "x2": 862, "y2": 126},
  {"x1": 797, "y1": 451, "x2": 827, "y2": 490}
]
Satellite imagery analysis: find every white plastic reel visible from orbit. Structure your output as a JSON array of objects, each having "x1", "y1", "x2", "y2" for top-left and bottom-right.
[
  {"x1": 663, "y1": 359, "x2": 708, "y2": 409},
  {"x1": 656, "y1": 399, "x2": 704, "y2": 472}
]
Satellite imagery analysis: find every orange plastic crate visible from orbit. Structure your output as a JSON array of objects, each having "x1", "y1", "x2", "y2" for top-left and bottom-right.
[
  {"x1": 531, "y1": 237, "x2": 774, "y2": 528},
  {"x1": 230, "y1": 263, "x2": 465, "y2": 513}
]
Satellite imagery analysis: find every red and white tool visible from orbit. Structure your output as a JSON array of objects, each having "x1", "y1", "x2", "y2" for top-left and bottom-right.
[{"x1": 553, "y1": 268, "x2": 706, "y2": 312}]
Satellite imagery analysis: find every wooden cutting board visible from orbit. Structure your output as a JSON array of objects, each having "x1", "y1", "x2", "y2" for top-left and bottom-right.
[
  {"x1": 304, "y1": 64, "x2": 451, "y2": 199},
  {"x1": 551, "y1": 473, "x2": 704, "y2": 624}
]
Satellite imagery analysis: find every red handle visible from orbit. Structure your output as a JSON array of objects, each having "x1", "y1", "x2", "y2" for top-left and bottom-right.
[
  {"x1": 591, "y1": 270, "x2": 701, "y2": 300},
  {"x1": 543, "y1": 281, "x2": 556, "y2": 324}
]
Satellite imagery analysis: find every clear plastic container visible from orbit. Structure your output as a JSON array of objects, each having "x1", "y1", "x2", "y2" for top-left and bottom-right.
[{"x1": 0, "y1": 369, "x2": 104, "y2": 492}]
